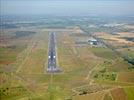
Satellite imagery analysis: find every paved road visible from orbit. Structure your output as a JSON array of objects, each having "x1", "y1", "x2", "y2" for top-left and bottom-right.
[{"x1": 47, "y1": 32, "x2": 61, "y2": 73}]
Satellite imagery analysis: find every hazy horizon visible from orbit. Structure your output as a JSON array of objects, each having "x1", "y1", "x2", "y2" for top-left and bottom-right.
[{"x1": 1, "y1": 0, "x2": 134, "y2": 16}]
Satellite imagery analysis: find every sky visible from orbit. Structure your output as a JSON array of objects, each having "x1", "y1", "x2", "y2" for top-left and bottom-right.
[{"x1": 1, "y1": 0, "x2": 134, "y2": 16}]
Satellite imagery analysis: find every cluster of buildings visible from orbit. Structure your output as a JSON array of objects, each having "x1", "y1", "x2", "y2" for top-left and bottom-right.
[{"x1": 75, "y1": 37, "x2": 106, "y2": 48}]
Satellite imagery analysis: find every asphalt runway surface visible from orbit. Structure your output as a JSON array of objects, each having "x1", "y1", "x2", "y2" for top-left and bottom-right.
[{"x1": 47, "y1": 32, "x2": 61, "y2": 73}]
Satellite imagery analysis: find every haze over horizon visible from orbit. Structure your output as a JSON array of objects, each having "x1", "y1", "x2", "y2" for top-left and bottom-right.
[{"x1": 1, "y1": 0, "x2": 134, "y2": 16}]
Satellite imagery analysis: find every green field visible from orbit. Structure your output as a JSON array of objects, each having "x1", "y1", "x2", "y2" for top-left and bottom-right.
[{"x1": 124, "y1": 87, "x2": 134, "y2": 100}]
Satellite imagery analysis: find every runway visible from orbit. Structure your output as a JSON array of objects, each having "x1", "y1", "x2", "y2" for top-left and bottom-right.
[{"x1": 47, "y1": 32, "x2": 61, "y2": 73}]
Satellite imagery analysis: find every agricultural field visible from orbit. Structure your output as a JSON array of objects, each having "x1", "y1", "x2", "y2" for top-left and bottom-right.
[
  {"x1": 124, "y1": 86, "x2": 134, "y2": 100},
  {"x1": 110, "y1": 88, "x2": 127, "y2": 100}
]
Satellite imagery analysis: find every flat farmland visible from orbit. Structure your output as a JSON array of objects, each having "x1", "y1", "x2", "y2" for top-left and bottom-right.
[
  {"x1": 124, "y1": 86, "x2": 134, "y2": 100},
  {"x1": 1, "y1": 27, "x2": 134, "y2": 100},
  {"x1": 73, "y1": 91, "x2": 105, "y2": 100},
  {"x1": 117, "y1": 72, "x2": 134, "y2": 83},
  {"x1": 110, "y1": 88, "x2": 128, "y2": 100},
  {"x1": 93, "y1": 32, "x2": 134, "y2": 50}
]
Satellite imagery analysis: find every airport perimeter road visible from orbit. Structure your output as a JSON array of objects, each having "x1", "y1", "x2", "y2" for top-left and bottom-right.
[{"x1": 47, "y1": 32, "x2": 61, "y2": 73}]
